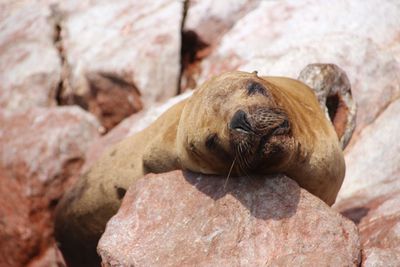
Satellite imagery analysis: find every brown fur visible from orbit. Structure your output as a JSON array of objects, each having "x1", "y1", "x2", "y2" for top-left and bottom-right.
[{"x1": 55, "y1": 71, "x2": 344, "y2": 265}]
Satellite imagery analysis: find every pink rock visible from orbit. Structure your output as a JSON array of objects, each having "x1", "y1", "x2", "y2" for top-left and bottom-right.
[
  {"x1": 0, "y1": 168, "x2": 31, "y2": 267},
  {"x1": 196, "y1": 0, "x2": 400, "y2": 134},
  {"x1": 337, "y1": 99, "x2": 400, "y2": 200},
  {"x1": 335, "y1": 177, "x2": 400, "y2": 267},
  {"x1": 0, "y1": 106, "x2": 99, "y2": 267},
  {"x1": 184, "y1": 0, "x2": 260, "y2": 46},
  {"x1": 181, "y1": 0, "x2": 261, "y2": 91},
  {"x1": 0, "y1": 167, "x2": 65, "y2": 267},
  {"x1": 26, "y1": 246, "x2": 66, "y2": 267},
  {"x1": 362, "y1": 248, "x2": 400, "y2": 267},
  {"x1": 0, "y1": 1, "x2": 61, "y2": 116},
  {"x1": 0, "y1": 106, "x2": 100, "y2": 192},
  {"x1": 57, "y1": 0, "x2": 183, "y2": 127},
  {"x1": 333, "y1": 98, "x2": 400, "y2": 266},
  {"x1": 98, "y1": 171, "x2": 360, "y2": 266}
]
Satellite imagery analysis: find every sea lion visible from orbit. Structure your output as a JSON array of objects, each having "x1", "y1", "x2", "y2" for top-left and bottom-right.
[{"x1": 55, "y1": 70, "x2": 347, "y2": 266}]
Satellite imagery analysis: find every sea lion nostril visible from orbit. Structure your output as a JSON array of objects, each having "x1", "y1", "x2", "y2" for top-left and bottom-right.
[{"x1": 230, "y1": 110, "x2": 253, "y2": 133}]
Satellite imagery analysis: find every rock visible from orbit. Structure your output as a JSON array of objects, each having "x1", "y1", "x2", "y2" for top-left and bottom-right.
[
  {"x1": 335, "y1": 177, "x2": 400, "y2": 267},
  {"x1": 83, "y1": 90, "x2": 192, "y2": 171},
  {"x1": 57, "y1": 0, "x2": 183, "y2": 129},
  {"x1": 334, "y1": 99, "x2": 400, "y2": 266},
  {"x1": 181, "y1": 0, "x2": 260, "y2": 90},
  {"x1": 26, "y1": 245, "x2": 66, "y2": 267},
  {"x1": 0, "y1": 1, "x2": 61, "y2": 116},
  {"x1": 336, "y1": 99, "x2": 400, "y2": 200},
  {"x1": 0, "y1": 168, "x2": 31, "y2": 267},
  {"x1": 362, "y1": 248, "x2": 400, "y2": 267},
  {"x1": 196, "y1": 0, "x2": 400, "y2": 134},
  {"x1": 98, "y1": 171, "x2": 360, "y2": 266},
  {"x1": 67, "y1": 72, "x2": 143, "y2": 132},
  {"x1": 0, "y1": 106, "x2": 100, "y2": 194},
  {"x1": 0, "y1": 168, "x2": 65, "y2": 267},
  {"x1": 0, "y1": 107, "x2": 100, "y2": 267},
  {"x1": 184, "y1": 0, "x2": 260, "y2": 47}
]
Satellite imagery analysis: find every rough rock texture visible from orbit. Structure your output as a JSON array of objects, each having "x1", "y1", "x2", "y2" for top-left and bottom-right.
[
  {"x1": 57, "y1": 0, "x2": 183, "y2": 129},
  {"x1": 337, "y1": 99, "x2": 400, "y2": 200},
  {"x1": 184, "y1": 0, "x2": 260, "y2": 47},
  {"x1": 181, "y1": 0, "x2": 260, "y2": 90},
  {"x1": 98, "y1": 171, "x2": 360, "y2": 267},
  {"x1": 0, "y1": 1, "x2": 61, "y2": 116},
  {"x1": 335, "y1": 177, "x2": 400, "y2": 267},
  {"x1": 0, "y1": 107, "x2": 100, "y2": 267},
  {"x1": 66, "y1": 72, "x2": 143, "y2": 132},
  {"x1": 362, "y1": 248, "x2": 400, "y2": 267},
  {"x1": 333, "y1": 98, "x2": 400, "y2": 266},
  {"x1": 193, "y1": 0, "x2": 400, "y2": 134},
  {"x1": 0, "y1": 168, "x2": 31, "y2": 267}
]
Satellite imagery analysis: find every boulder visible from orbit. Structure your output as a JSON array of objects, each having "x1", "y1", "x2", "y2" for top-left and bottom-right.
[
  {"x1": 0, "y1": 1, "x2": 61, "y2": 116},
  {"x1": 98, "y1": 171, "x2": 360, "y2": 266},
  {"x1": 57, "y1": 0, "x2": 183, "y2": 129},
  {"x1": 181, "y1": 0, "x2": 260, "y2": 90},
  {"x1": 362, "y1": 248, "x2": 400, "y2": 267},
  {"x1": 0, "y1": 168, "x2": 32, "y2": 267},
  {"x1": 337, "y1": 99, "x2": 400, "y2": 201},
  {"x1": 333, "y1": 89, "x2": 400, "y2": 267},
  {"x1": 184, "y1": 0, "x2": 261, "y2": 47},
  {"x1": 335, "y1": 178, "x2": 400, "y2": 267},
  {"x1": 0, "y1": 107, "x2": 100, "y2": 267}
]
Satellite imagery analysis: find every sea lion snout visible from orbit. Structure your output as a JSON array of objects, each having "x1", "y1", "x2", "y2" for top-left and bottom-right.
[
  {"x1": 229, "y1": 107, "x2": 291, "y2": 137},
  {"x1": 228, "y1": 107, "x2": 292, "y2": 172},
  {"x1": 229, "y1": 109, "x2": 253, "y2": 134}
]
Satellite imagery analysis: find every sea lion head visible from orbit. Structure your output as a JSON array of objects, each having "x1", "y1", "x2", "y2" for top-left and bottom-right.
[{"x1": 177, "y1": 71, "x2": 295, "y2": 176}]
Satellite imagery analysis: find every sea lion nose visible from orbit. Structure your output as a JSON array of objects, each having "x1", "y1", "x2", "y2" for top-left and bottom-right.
[{"x1": 229, "y1": 110, "x2": 253, "y2": 134}]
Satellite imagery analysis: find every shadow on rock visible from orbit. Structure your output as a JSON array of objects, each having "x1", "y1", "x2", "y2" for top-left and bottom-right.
[{"x1": 183, "y1": 171, "x2": 300, "y2": 221}]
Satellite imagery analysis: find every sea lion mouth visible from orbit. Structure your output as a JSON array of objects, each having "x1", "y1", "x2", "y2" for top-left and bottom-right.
[{"x1": 229, "y1": 107, "x2": 291, "y2": 173}]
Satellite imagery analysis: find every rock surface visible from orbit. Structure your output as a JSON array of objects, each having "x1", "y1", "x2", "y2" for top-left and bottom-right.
[
  {"x1": 181, "y1": 0, "x2": 260, "y2": 90},
  {"x1": 98, "y1": 171, "x2": 360, "y2": 267},
  {"x1": 57, "y1": 0, "x2": 183, "y2": 129},
  {"x1": 184, "y1": 0, "x2": 260, "y2": 47},
  {"x1": 333, "y1": 96, "x2": 400, "y2": 266},
  {"x1": 362, "y1": 248, "x2": 400, "y2": 267},
  {"x1": 337, "y1": 99, "x2": 400, "y2": 201},
  {"x1": 0, "y1": 107, "x2": 100, "y2": 267},
  {"x1": 336, "y1": 177, "x2": 400, "y2": 267},
  {"x1": 0, "y1": 1, "x2": 61, "y2": 116}
]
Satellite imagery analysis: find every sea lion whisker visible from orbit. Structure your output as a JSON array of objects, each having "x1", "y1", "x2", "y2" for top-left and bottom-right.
[{"x1": 224, "y1": 156, "x2": 236, "y2": 190}]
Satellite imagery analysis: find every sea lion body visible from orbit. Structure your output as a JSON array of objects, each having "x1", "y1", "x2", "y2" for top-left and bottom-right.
[{"x1": 55, "y1": 71, "x2": 345, "y2": 265}]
